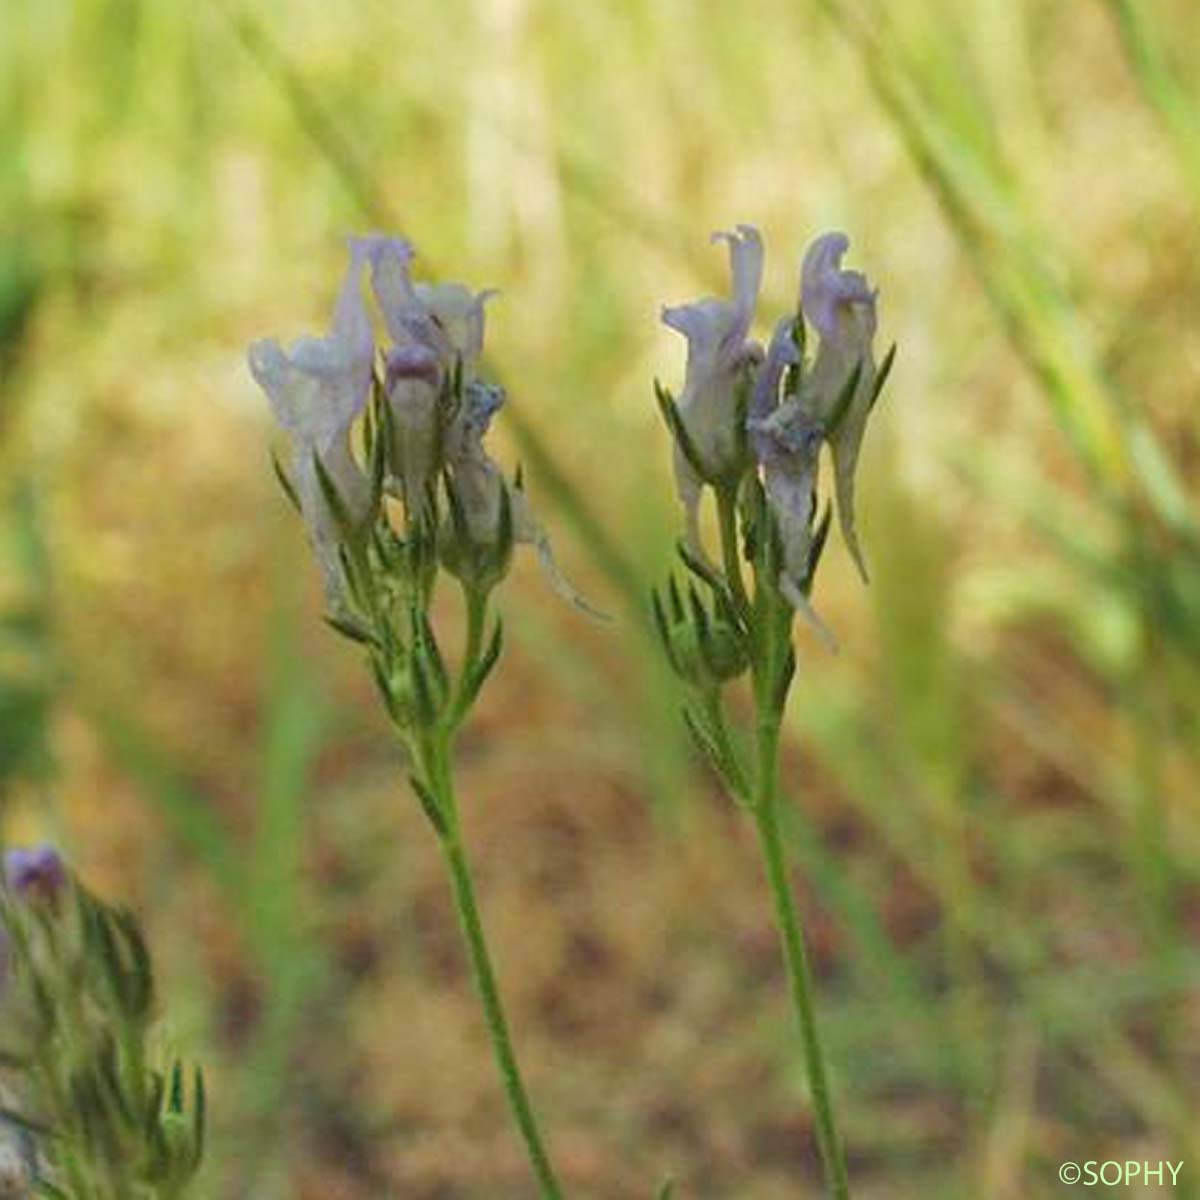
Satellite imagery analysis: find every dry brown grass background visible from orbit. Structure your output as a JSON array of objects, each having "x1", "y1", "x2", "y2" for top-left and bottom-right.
[{"x1": 2, "y1": 0, "x2": 1198, "y2": 1196}]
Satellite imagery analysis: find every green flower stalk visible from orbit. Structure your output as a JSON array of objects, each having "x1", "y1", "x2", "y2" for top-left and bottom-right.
[
  {"x1": 250, "y1": 236, "x2": 582, "y2": 1200},
  {"x1": 0, "y1": 845, "x2": 206, "y2": 1200},
  {"x1": 653, "y1": 228, "x2": 895, "y2": 1200}
]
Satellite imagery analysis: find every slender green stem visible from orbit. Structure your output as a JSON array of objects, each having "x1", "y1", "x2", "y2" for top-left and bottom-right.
[
  {"x1": 423, "y1": 740, "x2": 566, "y2": 1200},
  {"x1": 751, "y1": 713, "x2": 851, "y2": 1200},
  {"x1": 716, "y1": 486, "x2": 751, "y2": 619}
]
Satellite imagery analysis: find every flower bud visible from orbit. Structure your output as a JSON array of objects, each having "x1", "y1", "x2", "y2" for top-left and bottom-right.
[
  {"x1": 652, "y1": 579, "x2": 749, "y2": 689},
  {"x1": 3, "y1": 845, "x2": 67, "y2": 909}
]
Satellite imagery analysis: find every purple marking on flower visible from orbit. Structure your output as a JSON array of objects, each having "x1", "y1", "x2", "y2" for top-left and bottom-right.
[
  {"x1": 384, "y1": 344, "x2": 441, "y2": 391},
  {"x1": 4, "y1": 844, "x2": 68, "y2": 905}
]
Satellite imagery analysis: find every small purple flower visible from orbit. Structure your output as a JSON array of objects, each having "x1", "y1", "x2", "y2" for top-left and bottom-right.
[
  {"x1": 799, "y1": 231, "x2": 878, "y2": 582},
  {"x1": 748, "y1": 316, "x2": 803, "y2": 427},
  {"x1": 248, "y1": 238, "x2": 376, "y2": 605},
  {"x1": 662, "y1": 225, "x2": 765, "y2": 551},
  {"x1": 748, "y1": 401, "x2": 835, "y2": 648},
  {"x1": 4, "y1": 844, "x2": 68, "y2": 907},
  {"x1": 360, "y1": 235, "x2": 498, "y2": 510}
]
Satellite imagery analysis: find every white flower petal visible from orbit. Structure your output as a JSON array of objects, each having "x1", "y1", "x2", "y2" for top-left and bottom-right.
[
  {"x1": 360, "y1": 234, "x2": 417, "y2": 343},
  {"x1": 712, "y1": 224, "x2": 764, "y2": 335}
]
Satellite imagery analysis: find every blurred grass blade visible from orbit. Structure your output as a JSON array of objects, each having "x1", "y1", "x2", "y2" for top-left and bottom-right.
[
  {"x1": 84, "y1": 702, "x2": 246, "y2": 905},
  {"x1": 1105, "y1": 0, "x2": 1200, "y2": 203}
]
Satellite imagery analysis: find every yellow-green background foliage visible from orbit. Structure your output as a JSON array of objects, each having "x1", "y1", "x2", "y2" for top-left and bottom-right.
[{"x1": 2, "y1": 0, "x2": 1197, "y2": 1196}]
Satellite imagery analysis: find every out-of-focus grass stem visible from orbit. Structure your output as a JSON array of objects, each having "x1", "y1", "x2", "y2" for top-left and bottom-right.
[{"x1": 1105, "y1": 0, "x2": 1200, "y2": 205}]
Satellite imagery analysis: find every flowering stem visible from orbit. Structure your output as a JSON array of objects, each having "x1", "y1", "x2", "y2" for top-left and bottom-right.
[
  {"x1": 450, "y1": 584, "x2": 489, "y2": 726},
  {"x1": 422, "y1": 739, "x2": 567, "y2": 1200},
  {"x1": 750, "y1": 711, "x2": 851, "y2": 1200}
]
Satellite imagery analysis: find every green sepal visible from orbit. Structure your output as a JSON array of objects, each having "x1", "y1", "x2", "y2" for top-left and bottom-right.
[
  {"x1": 655, "y1": 379, "x2": 711, "y2": 483},
  {"x1": 685, "y1": 584, "x2": 711, "y2": 654},
  {"x1": 868, "y1": 342, "x2": 897, "y2": 413},
  {"x1": 323, "y1": 613, "x2": 379, "y2": 648},
  {"x1": 649, "y1": 588, "x2": 679, "y2": 674},
  {"x1": 409, "y1": 774, "x2": 448, "y2": 837},
  {"x1": 335, "y1": 544, "x2": 370, "y2": 612},
  {"x1": 460, "y1": 619, "x2": 503, "y2": 714},
  {"x1": 412, "y1": 608, "x2": 449, "y2": 703},
  {"x1": 427, "y1": 357, "x2": 464, "y2": 486},
  {"x1": 771, "y1": 644, "x2": 797, "y2": 714},
  {"x1": 270, "y1": 449, "x2": 301, "y2": 514},
  {"x1": 493, "y1": 479, "x2": 515, "y2": 578},
  {"x1": 101, "y1": 1035, "x2": 140, "y2": 1132},
  {"x1": 824, "y1": 358, "x2": 864, "y2": 438},
  {"x1": 312, "y1": 450, "x2": 362, "y2": 547},
  {"x1": 78, "y1": 891, "x2": 155, "y2": 1026},
  {"x1": 409, "y1": 650, "x2": 440, "y2": 729},
  {"x1": 145, "y1": 1069, "x2": 167, "y2": 1144},
  {"x1": 679, "y1": 706, "x2": 747, "y2": 802},
  {"x1": 676, "y1": 538, "x2": 742, "y2": 628},
  {"x1": 191, "y1": 1066, "x2": 207, "y2": 1170},
  {"x1": 168, "y1": 1060, "x2": 185, "y2": 1116},
  {"x1": 801, "y1": 503, "x2": 834, "y2": 596},
  {"x1": 666, "y1": 574, "x2": 685, "y2": 623}
]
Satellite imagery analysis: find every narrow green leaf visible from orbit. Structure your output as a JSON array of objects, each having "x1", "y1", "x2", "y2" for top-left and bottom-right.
[
  {"x1": 825, "y1": 358, "x2": 864, "y2": 436},
  {"x1": 655, "y1": 379, "x2": 711, "y2": 482},
  {"x1": 270, "y1": 449, "x2": 302, "y2": 514},
  {"x1": 869, "y1": 342, "x2": 898, "y2": 413},
  {"x1": 466, "y1": 619, "x2": 504, "y2": 706},
  {"x1": 323, "y1": 612, "x2": 379, "y2": 647}
]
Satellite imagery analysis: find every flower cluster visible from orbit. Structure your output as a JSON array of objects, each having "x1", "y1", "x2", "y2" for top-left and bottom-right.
[
  {"x1": 248, "y1": 235, "x2": 581, "y2": 616},
  {"x1": 657, "y1": 226, "x2": 892, "y2": 636},
  {"x1": 0, "y1": 846, "x2": 206, "y2": 1199},
  {"x1": 651, "y1": 229, "x2": 891, "y2": 1200}
]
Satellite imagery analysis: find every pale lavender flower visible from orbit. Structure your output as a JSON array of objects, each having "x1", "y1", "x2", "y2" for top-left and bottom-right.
[
  {"x1": 749, "y1": 316, "x2": 803, "y2": 426},
  {"x1": 443, "y1": 381, "x2": 510, "y2": 549},
  {"x1": 749, "y1": 401, "x2": 835, "y2": 647},
  {"x1": 440, "y1": 380, "x2": 597, "y2": 613},
  {"x1": 3, "y1": 845, "x2": 68, "y2": 907},
  {"x1": 799, "y1": 232, "x2": 878, "y2": 581},
  {"x1": 248, "y1": 239, "x2": 375, "y2": 603},
  {"x1": 662, "y1": 225, "x2": 765, "y2": 550},
  {"x1": 363, "y1": 236, "x2": 497, "y2": 509},
  {"x1": 358, "y1": 236, "x2": 595, "y2": 611}
]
